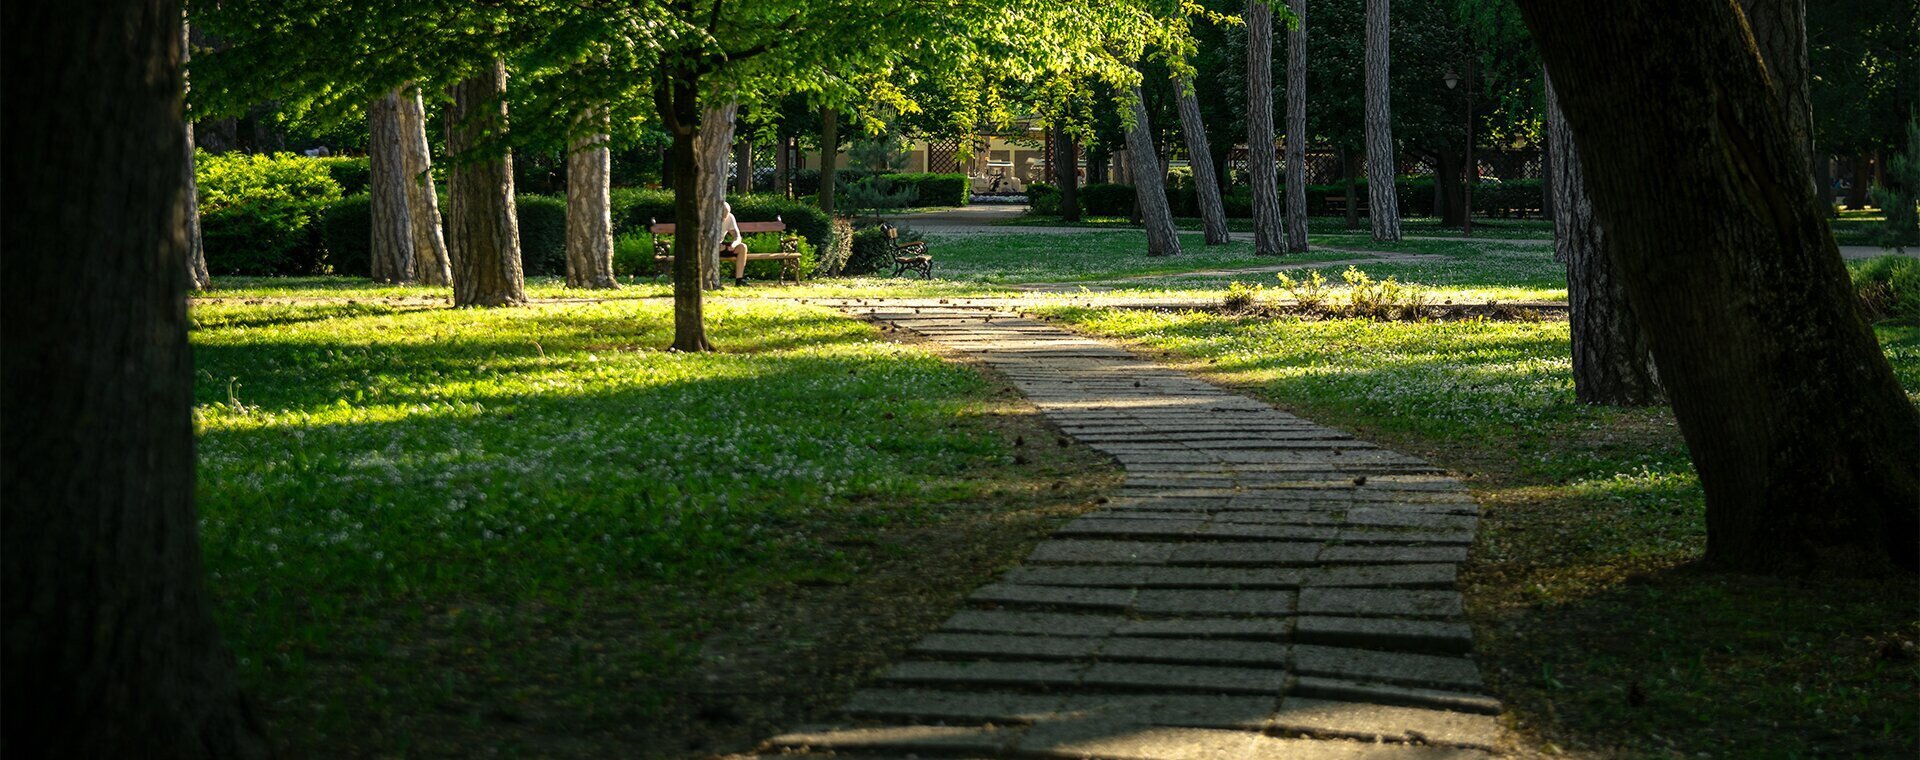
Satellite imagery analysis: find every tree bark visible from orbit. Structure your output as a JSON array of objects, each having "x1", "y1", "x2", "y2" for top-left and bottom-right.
[
  {"x1": 735, "y1": 137, "x2": 754, "y2": 195},
  {"x1": 818, "y1": 107, "x2": 839, "y2": 218},
  {"x1": 1052, "y1": 119, "x2": 1083, "y2": 221},
  {"x1": 182, "y1": 16, "x2": 210, "y2": 290},
  {"x1": 1546, "y1": 77, "x2": 1663, "y2": 406},
  {"x1": 1124, "y1": 85, "x2": 1183, "y2": 257},
  {"x1": 658, "y1": 70, "x2": 713, "y2": 351},
  {"x1": 368, "y1": 90, "x2": 416, "y2": 284},
  {"x1": 1246, "y1": 0, "x2": 1285, "y2": 255},
  {"x1": 1284, "y1": 0, "x2": 1311, "y2": 252},
  {"x1": 1519, "y1": 0, "x2": 1920, "y2": 572},
  {"x1": 564, "y1": 108, "x2": 617, "y2": 289},
  {"x1": 1175, "y1": 78, "x2": 1230, "y2": 244},
  {"x1": 1737, "y1": 0, "x2": 1813, "y2": 169},
  {"x1": 1363, "y1": 0, "x2": 1402, "y2": 241},
  {"x1": 1434, "y1": 148, "x2": 1464, "y2": 225},
  {"x1": 398, "y1": 87, "x2": 452, "y2": 286},
  {"x1": 696, "y1": 102, "x2": 739, "y2": 289},
  {"x1": 775, "y1": 133, "x2": 791, "y2": 198},
  {"x1": 445, "y1": 61, "x2": 526, "y2": 307},
  {"x1": 3, "y1": 1, "x2": 270, "y2": 755}
]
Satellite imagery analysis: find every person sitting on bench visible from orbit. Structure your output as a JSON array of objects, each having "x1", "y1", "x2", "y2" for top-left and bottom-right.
[{"x1": 722, "y1": 201, "x2": 751, "y2": 286}]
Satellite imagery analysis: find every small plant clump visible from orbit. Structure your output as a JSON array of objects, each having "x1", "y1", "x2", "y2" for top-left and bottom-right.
[{"x1": 1230, "y1": 267, "x2": 1436, "y2": 321}]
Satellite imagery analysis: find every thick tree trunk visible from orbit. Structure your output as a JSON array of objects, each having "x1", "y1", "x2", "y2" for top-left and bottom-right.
[
  {"x1": 818, "y1": 107, "x2": 838, "y2": 218},
  {"x1": 1284, "y1": 0, "x2": 1311, "y2": 252},
  {"x1": 1176, "y1": 78, "x2": 1230, "y2": 244},
  {"x1": 182, "y1": 17, "x2": 210, "y2": 290},
  {"x1": 1363, "y1": 0, "x2": 1402, "y2": 241},
  {"x1": 445, "y1": 61, "x2": 526, "y2": 307},
  {"x1": 3, "y1": 1, "x2": 270, "y2": 755},
  {"x1": 1246, "y1": 0, "x2": 1285, "y2": 255},
  {"x1": 1051, "y1": 120, "x2": 1083, "y2": 221},
  {"x1": 398, "y1": 87, "x2": 452, "y2": 286},
  {"x1": 735, "y1": 138, "x2": 754, "y2": 195},
  {"x1": 775, "y1": 133, "x2": 791, "y2": 198},
  {"x1": 1738, "y1": 0, "x2": 1813, "y2": 169},
  {"x1": 1343, "y1": 148, "x2": 1361, "y2": 230},
  {"x1": 1814, "y1": 151, "x2": 1837, "y2": 217},
  {"x1": 368, "y1": 90, "x2": 416, "y2": 284},
  {"x1": 661, "y1": 73, "x2": 713, "y2": 351},
  {"x1": 1519, "y1": 0, "x2": 1919, "y2": 572},
  {"x1": 1434, "y1": 148, "x2": 1464, "y2": 225},
  {"x1": 1125, "y1": 85, "x2": 1183, "y2": 257},
  {"x1": 1546, "y1": 78, "x2": 1663, "y2": 406},
  {"x1": 564, "y1": 109, "x2": 617, "y2": 289},
  {"x1": 696, "y1": 103, "x2": 738, "y2": 289}
]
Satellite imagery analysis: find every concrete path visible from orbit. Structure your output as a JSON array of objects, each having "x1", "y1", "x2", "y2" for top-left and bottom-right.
[{"x1": 763, "y1": 302, "x2": 1504, "y2": 759}]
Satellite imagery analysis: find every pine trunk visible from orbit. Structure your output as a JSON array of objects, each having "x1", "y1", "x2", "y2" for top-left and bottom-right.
[
  {"x1": 1125, "y1": 85, "x2": 1182, "y2": 257},
  {"x1": 1052, "y1": 120, "x2": 1082, "y2": 221},
  {"x1": 182, "y1": 17, "x2": 210, "y2": 290},
  {"x1": 696, "y1": 102, "x2": 738, "y2": 289},
  {"x1": 735, "y1": 139, "x2": 754, "y2": 195},
  {"x1": 445, "y1": 61, "x2": 526, "y2": 307},
  {"x1": 564, "y1": 109, "x2": 617, "y2": 289},
  {"x1": 399, "y1": 87, "x2": 452, "y2": 286},
  {"x1": 661, "y1": 73, "x2": 713, "y2": 351},
  {"x1": 1363, "y1": 0, "x2": 1401, "y2": 241},
  {"x1": 1175, "y1": 78, "x2": 1230, "y2": 244},
  {"x1": 775, "y1": 134, "x2": 791, "y2": 198},
  {"x1": 1546, "y1": 78, "x2": 1663, "y2": 406},
  {"x1": 3, "y1": 1, "x2": 270, "y2": 755},
  {"x1": 1738, "y1": 0, "x2": 1813, "y2": 168},
  {"x1": 1518, "y1": 0, "x2": 1920, "y2": 572},
  {"x1": 818, "y1": 107, "x2": 838, "y2": 218},
  {"x1": 368, "y1": 90, "x2": 416, "y2": 284},
  {"x1": 1284, "y1": 0, "x2": 1311, "y2": 252},
  {"x1": 1246, "y1": 0, "x2": 1285, "y2": 255}
]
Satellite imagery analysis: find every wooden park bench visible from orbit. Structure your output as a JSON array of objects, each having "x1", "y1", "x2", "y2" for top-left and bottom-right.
[
  {"x1": 882, "y1": 224, "x2": 933, "y2": 279},
  {"x1": 648, "y1": 217, "x2": 804, "y2": 283},
  {"x1": 1322, "y1": 195, "x2": 1370, "y2": 217}
]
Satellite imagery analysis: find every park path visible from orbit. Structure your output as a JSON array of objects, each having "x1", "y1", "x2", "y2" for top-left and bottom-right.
[{"x1": 762, "y1": 302, "x2": 1504, "y2": 759}]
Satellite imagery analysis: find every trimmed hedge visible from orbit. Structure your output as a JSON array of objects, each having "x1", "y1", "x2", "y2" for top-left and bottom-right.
[
  {"x1": 320, "y1": 192, "x2": 570, "y2": 277},
  {"x1": 1080, "y1": 183, "x2": 1137, "y2": 217},
  {"x1": 313, "y1": 156, "x2": 372, "y2": 195},
  {"x1": 791, "y1": 170, "x2": 968, "y2": 207},
  {"x1": 197, "y1": 151, "x2": 343, "y2": 275},
  {"x1": 843, "y1": 226, "x2": 896, "y2": 276},
  {"x1": 607, "y1": 188, "x2": 832, "y2": 252}
]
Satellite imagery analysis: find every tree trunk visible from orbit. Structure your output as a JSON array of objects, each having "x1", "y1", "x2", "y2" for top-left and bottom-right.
[
  {"x1": 1052, "y1": 120, "x2": 1083, "y2": 221},
  {"x1": 564, "y1": 109, "x2": 617, "y2": 289},
  {"x1": 1284, "y1": 0, "x2": 1311, "y2": 252},
  {"x1": 1546, "y1": 78, "x2": 1663, "y2": 406},
  {"x1": 398, "y1": 86, "x2": 452, "y2": 286},
  {"x1": 1363, "y1": 0, "x2": 1402, "y2": 241},
  {"x1": 1125, "y1": 84, "x2": 1183, "y2": 257},
  {"x1": 696, "y1": 102, "x2": 738, "y2": 289},
  {"x1": 1814, "y1": 151, "x2": 1837, "y2": 217},
  {"x1": 3, "y1": 1, "x2": 271, "y2": 755},
  {"x1": 1247, "y1": 0, "x2": 1285, "y2": 255},
  {"x1": 1518, "y1": 0, "x2": 1919, "y2": 572},
  {"x1": 368, "y1": 90, "x2": 416, "y2": 284},
  {"x1": 1738, "y1": 0, "x2": 1813, "y2": 169},
  {"x1": 735, "y1": 138, "x2": 754, "y2": 195},
  {"x1": 661, "y1": 72, "x2": 713, "y2": 351},
  {"x1": 182, "y1": 17, "x2": 210, "y2": 290},
  {"x1": 1434, "y1": 149, "x2": 1464, "y2": 225},
  {"x1": 1176, "y1": 78, "x2": 1230, "y2": 244},
  {"x1": 818, "y1": 107, "x2": 839, "y2": 218},
  {"x1": 775, "y1": 133, "x2": 791, "y2": 198},
  {"x1": 1343, "y1": 148, "x2": 1360, "y2": 230},
  {"x1": 445, "y1": 61, "x2": 526, "y2": 307}
]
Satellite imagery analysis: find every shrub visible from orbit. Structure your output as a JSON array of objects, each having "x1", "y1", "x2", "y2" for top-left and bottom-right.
[
  {"x1": 792, "y1": 168, "x2": 880, "y2": 198},
  {"x1": 607, "y1": 188, "x2": 832, "y2": 252},
  {"x1": 1869, "y1": 114, "x2": 1919, "y2": 249},
  {"x1": 878, "y1": 173, "x2": 968, "y2": 206},
  {"x1": 1080, "y1": 183, "x2": 1136, "y2": 217},
  {"x1": 840, "y1": 176, "x2": 919, "y2": 222},
  {"x1": 1222, "y1": 281, "x2": 1264, "y2": 311},
  {"x1": 319, "y1": 194, "x2": 374, "y2": 276},
  {"x1": 319, "y1": 192, "x2": 569, "y2": 277},
  {"x1": 612, "y1": 232, "x2": 653, "y2": 278},
  {"x1": 844, "y1": 226, "x2": 896, "y2": 276},
  {"x1": 312, "y1": 156, "x2": 371, "y2": 195},
  {"x1": 197, "y1": 151, "x2": 343, "y2": 275},
  {"x1": 1851, "y1": 255, "x2": 1920, "y2": 324},
  {"x1": 1275, "y1": 270, "x2": 1329, "y2": 311}
]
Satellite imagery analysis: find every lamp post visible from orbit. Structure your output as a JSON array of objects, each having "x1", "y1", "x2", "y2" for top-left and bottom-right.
[{"x1": 1443, "y1": 57, "x2": 1475, "y2": 237}]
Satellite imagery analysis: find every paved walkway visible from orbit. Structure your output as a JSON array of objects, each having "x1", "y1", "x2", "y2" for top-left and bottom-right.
[{"x1": 764, "y1": 302, "x2": 1503, "y2": 759}]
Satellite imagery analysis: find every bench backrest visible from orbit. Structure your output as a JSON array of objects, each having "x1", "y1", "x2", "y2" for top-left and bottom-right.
[{"x1": 648, "y1": 217, "x2": 786, "y2": 235}]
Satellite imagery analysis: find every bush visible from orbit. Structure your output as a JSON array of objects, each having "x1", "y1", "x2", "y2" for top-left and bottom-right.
[
  {"x1": 1080, "y1": 183, "x2": 1136, "y2": 217},
  {"x1": 792, "y1": 168, "x2": 881, "y2": 198},
  {"x1": 841, "y1": 226, "x2": 897, "y2": 276},
  {"x1": 1851, "y1": 255, "x2": 1920, "y2": 324},
  {"x1": 197, "y1": 151, "x2": 343, "y2": 275},
  {"x1": 319, "y1": 194, "x2": 374, "y2": 276},
  {"x1": 312, "y1": 156, "x2": 371, "y2": 195},
  {"x1": 612, "y1": 232, "x2": 653, "y2": 278},
  {"x1": 515, "y1": 194, "x2": 568, "y2": 276},
  {"x1": 612, "y1": 230, "x2": 819, "y2": 281},
  {"x1": 876, "y1": 173, "x2": 968, "y2": 206},
  {"x1": 607, "y1": 188, "x2": 832, "y2": 252},
  {"x1": 318, "y1": 192, "x2": 569, "y2": 277}
]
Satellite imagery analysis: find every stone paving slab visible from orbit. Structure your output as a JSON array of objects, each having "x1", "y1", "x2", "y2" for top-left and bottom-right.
[{"x1": 760, "y1": 304, "x2": 1502, "y2": 758}]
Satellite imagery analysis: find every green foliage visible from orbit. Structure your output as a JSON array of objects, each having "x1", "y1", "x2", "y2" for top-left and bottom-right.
[
  {"x1": 312, "y1": 156, "x2": 372, "y2": 194},
  {"x1": 197, "y1": 151, "x2": 344, "y2": 275},
  {"x1": 515, "y1": 194, "x2": 569, "y2": 276},
  {"x1": 1851, "y1": 255, "x2": 1920, "y2": 324},
  {"x1": 844, "y1": 226, "x2": 899, "y2": 276},
  {"x1": 847, "y1": 134, "x2": 912, "y2": 172},
  {"x1": 840, "y1": 176, "x2": 920, "y2": 223},
  {"x1": 1080, "y1": 183, "x2": 1137, "y2": 217},
  {"x1": 606, "y1": 188, "x2": 833, "y2": 252},
  {"x1": 1869, "y1": 114, "x2": 1920, "y2": 249},
  {"x1": 1275, "y1": 270, "x2": 1330, "y2": 310},
  {"x1": 877, "y1": 173, "x2": 969, "y2": 207},
  {"x1": 318, "y1": 194, "x2": 374, "y2": 276},
  {"x1": 1029, "y1": 182, "x2": 1063, "y2": 215},
  {"x1": 612, "y1": 232, "x2": 653, "y2": 278},
  {"x1": 1222, "y1": 280, "x2": 1264, "y2": 310},
  {"x1": 610, "y1": 231, "x2": 818, "y2": 281}
]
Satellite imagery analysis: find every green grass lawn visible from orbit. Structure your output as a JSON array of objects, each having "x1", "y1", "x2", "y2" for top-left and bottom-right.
[
  {"x1": 192, "y1": 292, "x2": 1117, "y2": 756},
  {"x1": 1026, "y1": 305, "x2": 1919, "y2": 759},
  {"x1": 917, "y1": 230, "x2": 1359, "y2": 284},
  {"x1": 1000, "y1": 213, "x2": 1557, "y2": 240}
]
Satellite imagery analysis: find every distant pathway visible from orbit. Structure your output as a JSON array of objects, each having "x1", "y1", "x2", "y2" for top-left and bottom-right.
[{"x1": 763, "y1": 302, "x2": 1504, "y2": 759}]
